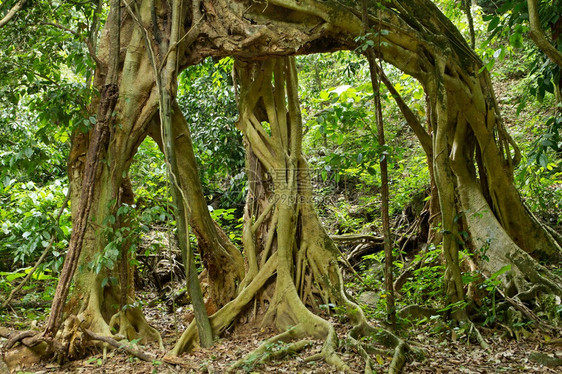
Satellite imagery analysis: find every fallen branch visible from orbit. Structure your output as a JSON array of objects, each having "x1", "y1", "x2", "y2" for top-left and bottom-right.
[
  {"x1": 330, "y1": 234, "x2": 383, "y2": 243},
  {"x1": 347, "y1": 242, "x2": 384, "y2": 266},
  {"x1": 4, "y1": 331, "x2": 36, "y2": 349},
  {"x1": 1, "y1": 328, "x2": 57, "y2": 353}
]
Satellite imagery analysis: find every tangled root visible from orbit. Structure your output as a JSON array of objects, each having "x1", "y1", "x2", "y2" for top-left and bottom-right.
[
  {"x1": 109, "y1": 308, "x2": 164, "y2": 350},
  {"x1": 228, "y1": 328, "x2": 313, "y2": 372}
]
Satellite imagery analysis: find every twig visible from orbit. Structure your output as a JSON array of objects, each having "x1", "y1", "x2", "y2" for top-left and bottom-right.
[{"x1": 39, "y1": 22, "x2": 104, "y2": 68}]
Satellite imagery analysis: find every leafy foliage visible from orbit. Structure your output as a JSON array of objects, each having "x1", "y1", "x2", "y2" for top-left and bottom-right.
[
  {"x1": 0, "y1": 179, "x2": 69, "y2": 271},
  {"x1": 177, "y1": 58, "x2": 246, "y2": 208}
]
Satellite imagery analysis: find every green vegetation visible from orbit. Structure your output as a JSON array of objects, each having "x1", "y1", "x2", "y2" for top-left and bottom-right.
[{"x1": 1, "y1": 0, "x2": 561, "y2": 373}]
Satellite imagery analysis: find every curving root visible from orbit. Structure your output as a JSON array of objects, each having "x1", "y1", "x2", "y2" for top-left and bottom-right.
[
  {"x1": 81, "y1": 328, "x2": 157, "y2": 362},
  {"x1": 228, "y1": 328, "x2": 312, "y2": 372},
  {"x1": 109, "y1": 307, "x2": 164, "y2": 350},
  {"x1": 466, "y1": 322, "x2": 490, "y2": 352},
  {"x1": 347, "y1": 318, "x2": 424, "y2": 374},
  {"x1": 169, "y1": 253, "x2": 278, "y2": 355}
]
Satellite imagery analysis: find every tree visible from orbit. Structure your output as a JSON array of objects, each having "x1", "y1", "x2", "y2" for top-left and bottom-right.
[{"x1": 4, "y1": 0, "x2": 562, "y2": 370}]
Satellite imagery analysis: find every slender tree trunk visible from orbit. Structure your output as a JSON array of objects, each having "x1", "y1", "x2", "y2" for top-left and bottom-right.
[
  {"x1": 462, "y1": 0, "x2": 476, "y2": 49},
  {"x1": 527, "y1": 0, "x2": 562, "y2": 67}
]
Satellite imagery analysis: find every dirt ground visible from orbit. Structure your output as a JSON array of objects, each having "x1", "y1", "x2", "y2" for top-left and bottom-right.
[{"x1": 2, "y1": 299, "x2": 561, "y2": 374}]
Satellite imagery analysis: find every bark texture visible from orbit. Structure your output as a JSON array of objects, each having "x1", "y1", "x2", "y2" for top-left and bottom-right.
[
  {"x1": 172, "y1": 57, "x2": 405, "y2": 371},
  {"x1": 27, "y1": 0, "x2": 562, "y2": 362}
]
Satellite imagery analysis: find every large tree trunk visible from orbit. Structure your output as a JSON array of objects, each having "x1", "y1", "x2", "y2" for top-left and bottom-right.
[
  {"x1": 48, "y1": 0, "x2": 244, "y2": 348},
  {"x1": 171, "y1": 56, "x2": 412, "y2": 371},
  {"x1": 172, "y1": 58, "x2": 367, "y2": 363},
  {"x1": 10, "y1": 0, "x2": 559, "y2": 365},
  {"x1": 57, "y1": 0, "x2": 162, "y2": 343}
]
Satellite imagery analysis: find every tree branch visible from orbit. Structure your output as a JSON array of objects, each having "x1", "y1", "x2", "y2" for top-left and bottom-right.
[{"x1": 0, "y1": 0, "x2": 26, "y2": 29}]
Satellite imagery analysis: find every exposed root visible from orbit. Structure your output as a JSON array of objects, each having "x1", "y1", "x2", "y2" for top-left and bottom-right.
[
  {"x1": 0, "y1": 328, "x2": 60, "y2": 370},
  {"x1": 388, "y1": 341, "x2": 407, "y2": 374},
  {"x1": 228, "y1": 328, "x2": 312, "y2": 372},
  {"x1": 303, "y1": 327, "x2": 349, "y2": 372},
  {"x1": 346, "y1": 333, "x2": 377, "y2": 374},
  {"x1": 349, "y1": 321, "x2": 424, "y2": 374},
  {"x1": 170, "y1": 253, "x2": 278, "y2": 355},
  {"x1": 496, "y1": 287, "x2": 559, "y2": 333},
  {"x1": 4, "y1": 331, "x2": 37, "y2": 349},
  {"x1": 81, "y1": 328, "x2": 156, "y2": 362},
  {"x1": 466, "y1": 322, "x2": 490, "y2": 352},
  {"x1": 109, "y1": 308, "x2": 164, "y2": 350}
]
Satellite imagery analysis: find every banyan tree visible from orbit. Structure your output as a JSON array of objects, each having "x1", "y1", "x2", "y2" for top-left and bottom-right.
[{"x1": 4, "y1": 0, "x2": 562, "y2": 372}]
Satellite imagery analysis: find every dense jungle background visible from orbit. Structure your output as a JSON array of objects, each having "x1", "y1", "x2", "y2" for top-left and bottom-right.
[{"x1": 0, "y1": 0, "x2": 561, "y2": 373}]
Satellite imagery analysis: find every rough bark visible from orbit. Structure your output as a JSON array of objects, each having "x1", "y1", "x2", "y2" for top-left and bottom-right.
[
  {"x1": 0, "y1": 0, "x2": 26, "y2": 29},
  {"x1": 12, "y1": 0, "x2": 560, "y2": 363},
  {"x1": 170, "y1": 57, "x2": 414, "y2": 373},
  {"x1": 42, "y1": 0, "x2": 243, "y2": 349},
  {"x1": 527, "y1": 0, "x2": 562, "y2": 68},
  {"x1": 173, "y1": 57, "x2": 365, "y2": 361}
]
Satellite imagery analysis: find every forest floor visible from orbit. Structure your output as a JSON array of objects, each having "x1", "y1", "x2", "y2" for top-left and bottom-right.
[
  {"x1": 2, "y1": 56, "x2": 562, "y2": 374},
  {"x1": 2, "y1": 294, "x2": 561, "y2": 374}
]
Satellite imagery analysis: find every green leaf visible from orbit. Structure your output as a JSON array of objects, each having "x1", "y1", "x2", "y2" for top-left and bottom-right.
[
  {"x1": 487, "y1": 16, "x2": 500, "y2": 32},
  {"x1": 509, "y1": 32, "x2": 523, "y2": 48},
  {"x1": 490, "y1": 265, "x2": 511, "y2": 280}
]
